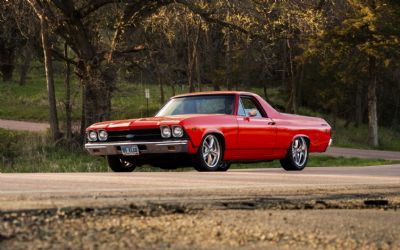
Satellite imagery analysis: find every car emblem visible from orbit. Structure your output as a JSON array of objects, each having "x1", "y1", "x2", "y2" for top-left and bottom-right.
[{"x1": 126, "y1": 134, "x2": 135, "y2": 139}]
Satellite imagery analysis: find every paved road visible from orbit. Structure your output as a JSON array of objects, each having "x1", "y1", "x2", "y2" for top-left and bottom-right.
[
  {"x1": 322, "y1": 146, "x2": 400, "y2": 160},
  {"x1": 1, "y1": 165, "x2": 399, "y2": 211}
]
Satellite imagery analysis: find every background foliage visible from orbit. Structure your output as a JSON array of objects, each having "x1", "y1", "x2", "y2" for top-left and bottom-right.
[{"x1": 1, "y1": 0, "x2": 399, "y2": 148}]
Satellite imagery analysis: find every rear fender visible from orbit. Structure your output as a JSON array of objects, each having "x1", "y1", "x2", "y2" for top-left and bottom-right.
[{"x1": 291, "y1": 134, "x2": 311, "y2": 148}]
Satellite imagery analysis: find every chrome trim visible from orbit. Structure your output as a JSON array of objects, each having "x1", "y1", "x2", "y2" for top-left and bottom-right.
[{"x1": 85, "y1": 140, "x2": 189, "y2": 156}]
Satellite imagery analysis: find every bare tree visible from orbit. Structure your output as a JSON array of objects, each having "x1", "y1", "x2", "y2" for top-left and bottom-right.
[{"x1": 40, "y1": 16, "x2": 60, "y2": 140}]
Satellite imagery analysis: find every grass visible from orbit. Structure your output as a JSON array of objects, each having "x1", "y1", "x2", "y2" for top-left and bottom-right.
[
  {"x1": 0, "y1": 129, "x2": 108, "y2": 173},
  {"x1": 230, "y1": 156, "x2": 400, "y2": 169},
  {"x1": 1, "y1": 129, "x2": 398, "y2": 173},
  {"x1": 1, "y1": 70, "x2": 400, "y2": 151}
]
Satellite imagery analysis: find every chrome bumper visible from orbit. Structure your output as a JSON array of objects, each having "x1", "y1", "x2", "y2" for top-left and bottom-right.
[{"x1": 85, "y1": 140, "x2": 189, "y2": 156}]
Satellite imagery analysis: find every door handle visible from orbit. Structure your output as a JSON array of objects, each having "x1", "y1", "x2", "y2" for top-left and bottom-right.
[{"x1": 268, "y1": 121, "x2": 276, "y2": 125}]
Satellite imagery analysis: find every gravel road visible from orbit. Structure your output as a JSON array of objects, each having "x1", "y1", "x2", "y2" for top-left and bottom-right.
[{"x1": 1, "y1": 166, "x2": 400, "y2": 249}]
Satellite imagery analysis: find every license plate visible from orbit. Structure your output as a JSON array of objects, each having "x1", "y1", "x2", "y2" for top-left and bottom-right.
[{"x1": 121, "y1": 145, "x2": 139, "y2": 156}]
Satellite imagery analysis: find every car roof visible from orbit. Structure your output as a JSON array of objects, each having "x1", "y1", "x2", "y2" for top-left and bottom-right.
[{"x1": 172, "y1": 91, "x2": 256, "y2": 99}]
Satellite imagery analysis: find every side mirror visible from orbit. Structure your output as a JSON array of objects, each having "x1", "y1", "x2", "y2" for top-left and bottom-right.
[{"x1": 248, "y1": 109, "x2": 258, "y2": 117}]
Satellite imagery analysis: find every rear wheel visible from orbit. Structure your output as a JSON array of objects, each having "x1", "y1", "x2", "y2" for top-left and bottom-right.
[
  {"x1": 107, "y1": 156, "x2": 137, "y2": 172},
  {"x1": 194, "y1": 134, "x2": 227, "y2": 172},
  {"x1": 280, "y1": 137, "x2": 309, "y2": 171}
]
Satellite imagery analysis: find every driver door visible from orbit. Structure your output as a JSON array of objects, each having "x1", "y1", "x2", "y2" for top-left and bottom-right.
[{"x1": 236, "y1": 96, "x2": 276, "y2": 159}]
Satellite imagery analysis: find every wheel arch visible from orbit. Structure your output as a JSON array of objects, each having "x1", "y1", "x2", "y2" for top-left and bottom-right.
[
  {"x1": 200, "y1": 130, "x2": 226, "y2": 152},
  {"x1": 292, "y1": 134, "x2": 310, "y2": 148}
]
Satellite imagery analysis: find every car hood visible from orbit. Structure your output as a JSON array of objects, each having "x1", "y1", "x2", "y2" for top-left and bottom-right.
[{"x1": 86, "y1": 114, "x2": 216, "y2": 131}]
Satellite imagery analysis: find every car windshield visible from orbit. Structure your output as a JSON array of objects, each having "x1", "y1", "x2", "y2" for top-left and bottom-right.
[{"x1": 156, "y1": 95, "x2": 235, "y2": 116}]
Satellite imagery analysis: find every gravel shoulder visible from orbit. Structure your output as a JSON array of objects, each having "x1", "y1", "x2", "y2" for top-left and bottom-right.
[{"x1": 1, "y1": 194, "x2": 399, "y2": 250}]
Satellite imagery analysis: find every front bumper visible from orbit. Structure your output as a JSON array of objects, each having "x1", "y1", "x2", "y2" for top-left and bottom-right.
[{"x1": 85, "y1": 140, "x2": 189, "y2": 156}]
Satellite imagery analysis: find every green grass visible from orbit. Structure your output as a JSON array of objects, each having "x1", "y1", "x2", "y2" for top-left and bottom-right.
[
  {"x1": 231, "y1": 156, "x2": 400, "y2": 169},
  {"x1": 0, "y1": 129, "x2": 108, "y2": 173},
  {"x1": 1, "y1": 129, "x2": 398, "y2": 173},
  {"x1": 1, "y1": 71, "x2": 400, "y2": 151}
]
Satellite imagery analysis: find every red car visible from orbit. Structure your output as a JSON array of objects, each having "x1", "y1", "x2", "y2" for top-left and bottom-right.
[{"x1": 85, "y1": 91, "x2": 332, "y2": 172}]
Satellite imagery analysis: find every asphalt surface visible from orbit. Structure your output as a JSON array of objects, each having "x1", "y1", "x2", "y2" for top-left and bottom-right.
[
  {"x1": 1, "y1": 165, "x2": 399, "y2": 211},
  {"x1": 323, "y1": 146, "x2": 400, "y2": 160}
]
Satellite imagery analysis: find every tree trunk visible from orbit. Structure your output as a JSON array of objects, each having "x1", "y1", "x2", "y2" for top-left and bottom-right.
[
  {"x1": 367, "y1": 55, "x2": 379, "y2": 147},
  {"x1": 185, "y1": 19, "x2": 195, "y2": 93},
  {"x1": 281, "y1": 39, "x2": 287, "y2": 88},
  {"x1": 64, "y1": 43, "x2": 72, "y2": 141},
  {"x1": 40, "y1": 17, "x2": 60, "y2": 141},
  {"x1": 19, "y1": 44, "x2": 32, "y2": 85},
  {"x1": 159, "y1": 75, "x2": 165, "y2": 105},
  {"x1": 80, "y1": 82, "x2": 86, "y2": 142},
  {"x1": 225, "y1": 30, "x2": 232, "y2": 90},
  {"x1": 0, "y1": 43, "x2": 15, "y2": 82},
  {"x1": 355, "y1": 83, "x2": 363, "y2": 127},
  {"x1": 285, "y1": 39, "x2": 298, "y2": 114},
  {"x1": 263, "y1": 84, "x2": 268, "y2": 101},
  {"x1": 170, "y1": 83, "x2": 176, "y2": 96},
  {"x1": 392, "y1": 73, "x2": 400, "y2": 129},
  {"x1": 81, "y1": 65, "x2": 113, "y2": 130},
  {"x1": 206, "y1": 27, "x2": 220, "y2": 91},
  {"x1": 196, "y1": 50, "x2": 201, "y2": 91}
]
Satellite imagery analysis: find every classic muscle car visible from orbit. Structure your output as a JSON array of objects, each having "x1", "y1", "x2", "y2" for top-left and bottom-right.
[{"x1": 85, "y1": 91, "x2": 332, "y2": 172}]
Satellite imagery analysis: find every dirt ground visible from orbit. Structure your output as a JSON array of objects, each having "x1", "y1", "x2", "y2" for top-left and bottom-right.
[{"x1": 1, "y1": 198, "x2": 399, "y2": 250}]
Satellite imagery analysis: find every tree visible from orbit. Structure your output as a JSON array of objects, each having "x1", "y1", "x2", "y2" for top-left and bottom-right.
[
  {"x1": 0, "y1": 2, "x2": 19, "y2": 82},
  {"x1": 308, "y1": 0, "x2": 400, "y2": 147},
  {"x1": 39, "y1": 10, "x2": 61, "y2": 140}
]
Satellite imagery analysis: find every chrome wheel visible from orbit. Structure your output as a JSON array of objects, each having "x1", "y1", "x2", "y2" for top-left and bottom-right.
[
  {"x1": 107, "y1": 156, "x2": 136, "y2": 172},
  {"x1": 201, "y1": 134, "x2": 221, "y2": 168},
  {"x1": 120, "y1": 159, "x2": 134, "y2": 168},
  {"x1": 291, "y1": 137, "x2": 308, "y2": 167}
]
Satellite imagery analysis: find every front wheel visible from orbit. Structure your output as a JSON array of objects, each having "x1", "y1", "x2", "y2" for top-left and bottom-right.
[
  {"x1": 107, "y1": 156, "x2": 137, "y2": 172},
  {"x1": 194, "y1": 134, "x2": 227, "y2": 172},
  {"x1": 280, "y1": 137, "x2": 309, "y2": 171}
]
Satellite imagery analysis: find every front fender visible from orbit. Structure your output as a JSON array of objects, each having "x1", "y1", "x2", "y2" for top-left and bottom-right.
[{"x1": 185, "y1": 126, "x2": 225, "y2": 149}]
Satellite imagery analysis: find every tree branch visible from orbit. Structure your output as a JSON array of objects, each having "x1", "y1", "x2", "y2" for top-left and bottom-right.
[
  {"x1": 175, "y1": 0, "x2": 261, "y2": 39},
  {"x1": 50, "y1": 48, "x2": 78, "y2": 66},
  {"x1": 79, "y1": 0, "x2": 133, "y2": 18}
]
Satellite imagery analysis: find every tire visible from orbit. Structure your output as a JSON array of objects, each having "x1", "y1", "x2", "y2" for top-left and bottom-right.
[
  {"x1": 194, "y1": 134, "x2": 227, "y2": 172},
  {"x1": 217, "y1": 162, "x2": 231, "y2": 172},
  {"x1": 107, "y1": 156, "x2": 137, "y2": 172},
  {"x1": 280, "y1": 137, "x2": 309, "y2": 171}
]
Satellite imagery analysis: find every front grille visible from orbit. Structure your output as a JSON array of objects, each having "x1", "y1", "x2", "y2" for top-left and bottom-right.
[{"x1": 107, "y1": 129, "x2": 162, "y2": 142}]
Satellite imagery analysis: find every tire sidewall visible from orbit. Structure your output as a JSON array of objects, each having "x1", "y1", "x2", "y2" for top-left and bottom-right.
[
  {"x1": 107, "y1": 156, "x2": 136, "y2": 172},
  {"x1": 281, "y1": 137, "x2": 309, "y2": 171},
  {"x1": 195, "y1": 134, "x2": 224, "y2": 171}
]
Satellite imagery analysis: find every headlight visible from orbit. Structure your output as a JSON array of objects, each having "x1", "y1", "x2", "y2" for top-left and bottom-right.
[
  {"x1": 172, "y1": 126, "x2": 183, "y2": 137},
  {"x1": 87, "y1": 131, "x2": 98, "y2": 142},
  {"x1": 160, "y1": 126, "x2": 171, "y2": 138},
  {"x1": 98, "y1": 130, "x2": 108, "y2": 141}
]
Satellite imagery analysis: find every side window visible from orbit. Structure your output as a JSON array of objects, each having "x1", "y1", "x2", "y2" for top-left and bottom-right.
[
  {"x1": 238, "y1": 99, "x2": 246, "y2": 116},
  {"x1": 239, "y1": 96, "x2": 265, "y2": 118}
]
